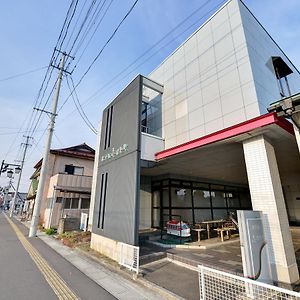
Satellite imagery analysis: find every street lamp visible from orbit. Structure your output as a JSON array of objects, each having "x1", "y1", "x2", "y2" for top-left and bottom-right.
[
  {"x1": 14, "y1": 166, "x2": 21, "y2": 174},
  {"x1": 0, "y1": 160, "x2": 21, "y2": 177},
  {"x1": 6, "y1": 170, "x2": 13, "y2": 178}
]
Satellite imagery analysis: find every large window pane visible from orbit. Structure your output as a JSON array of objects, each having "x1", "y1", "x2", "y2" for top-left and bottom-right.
[
  {"x1": 226, "y1": 192, "x2": 240, "y2": 208},
  {"x1": 152, "y1": 208, "x2": 160, "y2": 227},
  {"x1": 171, "y1": 187, "x2": 192, "y2": 207},
  {"x1": 194, "y1": 209, "x2": 212, "y2": 223},
  {"x1": 211, "y1": 190, "x2": 226, "y2": 207},
  {"x1": 80, "y1": 198, "x2": 90, "y2": 209},
  {"x1": 71, "y1": 198, "x2": 79, "y2": 209},
  {"x1": 162, "y1": 188, "x2": 169, "y2": 208},
  {"x1": 171, "y1": 209, "x2": 193, "y2": 225},
  {"x1": 64, "y1": 198, "x2": 71, "y2": 209},
  {"x1": 213, "y1": 209, "x2": 228, "y2": 220},
  {"x1": 152, "y1": 191, "x2": 160, "y2": 208},
  {"x1": 193, "y1": 190, "x2": 211, "y2": 207}
]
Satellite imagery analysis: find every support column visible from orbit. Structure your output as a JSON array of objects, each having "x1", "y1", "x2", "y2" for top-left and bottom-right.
[{"x1": 243, "y1": 135, "x2": 299, "y2": 284}]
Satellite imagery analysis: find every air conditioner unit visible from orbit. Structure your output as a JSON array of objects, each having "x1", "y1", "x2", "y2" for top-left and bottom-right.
[{"x1": 80, "y1": 213, "x2": 88, "y2": 232}]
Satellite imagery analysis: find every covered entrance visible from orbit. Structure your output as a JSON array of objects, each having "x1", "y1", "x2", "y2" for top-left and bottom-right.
[{"x1": 140, "y1": 113, "x2": 300, "y2": 284}]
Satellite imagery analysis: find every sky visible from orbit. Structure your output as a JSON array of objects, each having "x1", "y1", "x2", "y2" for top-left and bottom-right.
[{"x1": 0, "y1": 0, "x2": 299, "y2": 192}]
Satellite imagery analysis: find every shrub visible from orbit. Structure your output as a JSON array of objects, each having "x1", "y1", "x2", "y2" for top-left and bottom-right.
[{"x1": 45, "y1": 228, "x2": 57, "y2": 235}]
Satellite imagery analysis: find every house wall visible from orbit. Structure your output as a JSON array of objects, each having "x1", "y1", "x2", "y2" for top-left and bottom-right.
[
  {"x1": 238, "y1": 1, "x2": 300, "y2": 114},
  {"x1": 52, "y1": 156, "x2": 94, "y2": 176},
  {"x1": 40, "y1": 154, "x2": 94, "y2": 227}
]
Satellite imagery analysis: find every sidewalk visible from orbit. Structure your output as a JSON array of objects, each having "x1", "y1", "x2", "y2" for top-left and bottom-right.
[{"x1": 18, "y1": 218, "x2": 182, "y2": 300}]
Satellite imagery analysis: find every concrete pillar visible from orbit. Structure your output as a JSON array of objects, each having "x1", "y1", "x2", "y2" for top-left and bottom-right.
[{"x1": 243, "y1": 135, "x2": 299, "y2": 284}]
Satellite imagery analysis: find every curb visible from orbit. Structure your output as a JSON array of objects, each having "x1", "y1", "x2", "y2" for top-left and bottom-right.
[{"x1": 74, "y1": 247, "x2": 184, "y2": 300}]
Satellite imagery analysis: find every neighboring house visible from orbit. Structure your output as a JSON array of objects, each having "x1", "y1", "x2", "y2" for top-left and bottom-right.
[
  {"x1": 90, "y1": 0, "x2": 300, "y2": 284},
  {"x1": 25, "y1": 143, "x2": 95, "y2": 229}
]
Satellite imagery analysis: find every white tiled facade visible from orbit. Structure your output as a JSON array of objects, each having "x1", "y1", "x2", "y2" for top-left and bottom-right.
[
  {"x1": 243, "y1": 135, "x2": 299, "y2": 284},
  {"x1": 149, "y1": 0, "x2": 300, "y2": 149}
]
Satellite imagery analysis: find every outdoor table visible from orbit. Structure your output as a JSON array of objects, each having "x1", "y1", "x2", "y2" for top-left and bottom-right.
[
  {"x1": 200, "y1": 219, "x2": 226, "y2": 239},
  {"x1": 192, "y1": 228, "x2": 206, "y2": 245},
  {"x1": 214, "y1": 226, "x2": 236, "y2": 242}
]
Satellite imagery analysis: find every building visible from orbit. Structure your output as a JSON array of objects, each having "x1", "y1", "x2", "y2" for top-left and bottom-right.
[
  {"x1": 89, "y1": 0, "x2": 300, "y2": 284},
  {"x1": 25, "y1": 143, "x2": 95, "y2": 229}
]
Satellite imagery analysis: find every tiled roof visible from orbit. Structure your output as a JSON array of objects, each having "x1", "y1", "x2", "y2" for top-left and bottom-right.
[{"x1": 33, "y1": 143, "x2": 95, "y2": 169}]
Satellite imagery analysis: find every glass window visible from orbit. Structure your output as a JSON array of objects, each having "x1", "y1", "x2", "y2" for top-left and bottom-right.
[
  {"x1": 226, "y1": 192, "x2": 240, "y2": 208},
  {"x1": 193, "y1": 190, "x2": 211, "y2": 207},
  {"x1": 64, "y1": 165, "x2": 84, "y2": 175},
  {"x1": 211, "y1": 190, "x2": 226, "y2": 207},
  {"x1": 80, "y1": 198, "x2": 90, "y2": 209},
  {"x1": 71, "y1": 198, "x2": 79, "y2": 209},
  {"x1": 213, "y1": 209, "x2": 228, "y2": 220},
  {"x1": 152, "y1": 208, "x2": 160, "y2": 227},
  {"x1": 171, "y1": 187, "x2": 192, "y2": 208},
  {"x1": 171, "y1": 180, "x2": 181, "y2": 185},
  {"x1": 162, "y1": 209, "x2": 171, "y2": 226},
  {"x1": 162, "y1": 188, "x2": 169, "y2": 208},
  {"x1": 56, "y1": 197, "x2": 62, "y2": 203},
  {"x1": 162, "y1": 180, "x2": 169, "y2": 186},
  {"x1": 64, "y1": 198, "x2": 71, "y2": 209},
  {"x1": 152, "y1": 191, "x2": 160, "y2": 208},
  {"x1": 171, "y1": 209, "x2": 193, "y2": 225},
  {"x1": 192, "y1": 182, "x2": 209, "y2": 189},
  {"x1": 74, "y1": 167, "x2": 84, "y2": 175},
  {"x1": 194, "y1": 209, "x2": 212, "y2": 222}
]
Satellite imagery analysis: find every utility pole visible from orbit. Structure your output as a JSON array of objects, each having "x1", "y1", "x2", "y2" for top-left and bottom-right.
[
  {"x1": 9, "y1": 135, "x2": 32, "y2": 218},
  {"x1": 29, "y1": 52, "x2": 67, "y2": 237}
]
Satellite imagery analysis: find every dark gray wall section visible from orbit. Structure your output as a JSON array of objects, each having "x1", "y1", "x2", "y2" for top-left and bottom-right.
[{"x1": 92, "y1": 75, "x2": 142, "y2": 245}]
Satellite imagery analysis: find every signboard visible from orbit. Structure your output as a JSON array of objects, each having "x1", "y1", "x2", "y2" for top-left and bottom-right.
[{"x1": 237, "y1": 210, "x2": 272, "y2": 284}]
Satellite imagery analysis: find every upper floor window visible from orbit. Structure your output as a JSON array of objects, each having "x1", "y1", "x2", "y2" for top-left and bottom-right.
[{"x1": 65, "y1": 165, "x2": 84, "y2": 175}]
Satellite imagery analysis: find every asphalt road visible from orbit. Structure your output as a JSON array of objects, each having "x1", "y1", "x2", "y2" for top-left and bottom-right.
[{"x1": 0, "y1": 212, "x2": 116, "y2": 300}]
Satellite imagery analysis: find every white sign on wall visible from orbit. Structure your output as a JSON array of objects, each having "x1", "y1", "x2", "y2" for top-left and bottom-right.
[{"x1": 101, "y1": 144, "x2": 128, "y2": 162}]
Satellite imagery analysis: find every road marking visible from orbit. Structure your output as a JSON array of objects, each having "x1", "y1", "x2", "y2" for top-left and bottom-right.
[{"x1": 4, "y1": 214, "x2": 80, "y2": 300}]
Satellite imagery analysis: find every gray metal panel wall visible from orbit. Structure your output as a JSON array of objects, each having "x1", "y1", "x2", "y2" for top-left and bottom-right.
[{"x1": 92, "y1": 76, "x2": 142, "y2": 245}]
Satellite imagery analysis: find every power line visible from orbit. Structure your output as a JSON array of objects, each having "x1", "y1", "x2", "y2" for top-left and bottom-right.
[
  {"x1": 3, "y1": 1, "x2": 80, "y2": 166},
  {"x1": 73, "y1": 0, "x2": 114, "y2": 68},
  {"x1": 65, "y1": 75, "x2": 97, "y2": 134},
  {"x1": 58, "y1": 0, "x2": 223, "y2": 121},
  {"x1": 0, "y1": 66, "x2": 47, "y2": 83},
  {"x1": 58, "y1": 0, "x2": 140, "y2": 112}
]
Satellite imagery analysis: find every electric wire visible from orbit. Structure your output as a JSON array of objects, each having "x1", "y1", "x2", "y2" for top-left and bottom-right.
[
  {"x1": 58, "y1": 0, "x2": 140, "y2": 113},
  {"x1": 65, "y1": 75, "x2": 97, "y2": 134},
  {"x1": 0, "y1": 66, "x2": 47, "y2": 83},
  {"x1": 58, "y1": 0, "x2": 224, "y2": 122},
  {"x1": 73, "y1": 0, "x2": 114, "y2": 68},
  {"x1": 64, "y1": 0, "x2": 89, "y2": 50},
  {"x1": 71, "y1": 0, "x2": 107, "y2": 57},
  {"x1": 69, "y1": 75, "x2": 97, "y2": 133}
]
